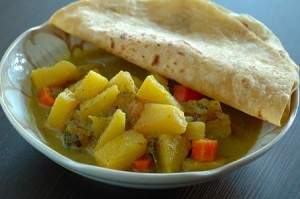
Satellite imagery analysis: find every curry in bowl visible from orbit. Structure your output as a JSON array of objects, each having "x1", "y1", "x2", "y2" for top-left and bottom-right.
[{"x1": 29, "y1": 49, "x2": 262, "y2": 173}]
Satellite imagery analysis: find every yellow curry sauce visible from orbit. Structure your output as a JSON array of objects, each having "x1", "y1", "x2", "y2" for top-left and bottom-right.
[{"x1": 29, "y1": 48, "x2": 262, "y2": 170}]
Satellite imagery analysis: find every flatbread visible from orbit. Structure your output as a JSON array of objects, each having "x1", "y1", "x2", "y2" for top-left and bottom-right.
[{"x1": 49, "y1": 0, "x2": 299, "y2": 126}]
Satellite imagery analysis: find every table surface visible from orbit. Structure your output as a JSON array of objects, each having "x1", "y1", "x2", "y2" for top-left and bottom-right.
[{"x1": 1, "y1": 0, "x2": 300, "y2": 198}]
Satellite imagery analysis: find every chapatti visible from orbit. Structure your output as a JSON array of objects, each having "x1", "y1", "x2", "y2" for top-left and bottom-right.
[{"x1": 49, "y1": 0, "x2": 299, "y2": 126}]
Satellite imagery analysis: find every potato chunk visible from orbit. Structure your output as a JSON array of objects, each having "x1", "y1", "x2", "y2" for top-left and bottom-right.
[
  {"x1": 136, "y1": 75, "x2": 181, "y2": 109},
  {"x1": 157, "y1": 134, "x2": 191, "y2": 172},
  {"x1": 94, "y1": 130, "x2": 147, "y2": 170},
  {"x1": 77, "y1": 85, "x2": 120, "y2": 119},
  {"x1": 46, "y1": 89, "x2": 79, "y2": 130},
  {"x1": 89, "y1": 116, "x2": 111, "y2": 137},
  {"x1": 31, "y1": 60, "x2": 80, "y2": 90},
  {"x1": 185, "y1": 121, "x2": 206, "y2": 140},
  {"x1": 134, "y1": 103, "x2": 187, "y2": 137},
  {"x1": 74, "y1": 70, "x2": 108, "y2": 101},
  {"x1": 94, "y1": 109, "x2": 125, "y2": 151},
  {"x1": 106, "y1": 70, "x2": 137, "y2": 93},
  {"x1": 151, "y1": 72, "x2": 169, "y2": 91}
]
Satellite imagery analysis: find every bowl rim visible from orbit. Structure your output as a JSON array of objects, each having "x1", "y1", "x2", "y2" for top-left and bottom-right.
[{"x1": 0, "y1": 23, "x2": 298, "y2": 189}]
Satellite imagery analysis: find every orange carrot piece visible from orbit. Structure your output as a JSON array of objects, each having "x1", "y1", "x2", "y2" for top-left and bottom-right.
[
  {"x1": 37, "y1": 87, "x2": 55, "y2": 106},
  {"x1": 191, "y1": 139, "x2": 218, "y2": 162},
  {"x1": 132, "y1": 156, "x2": 153, "y2": 172},
  {"x1": 173, "y1": 85, "x2": 202, "y2": 102}
]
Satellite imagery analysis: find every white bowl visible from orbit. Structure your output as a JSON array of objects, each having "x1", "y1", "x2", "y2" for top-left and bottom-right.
[{"x1": 0, "y1": 23, "x2": 298, "y2": 189}]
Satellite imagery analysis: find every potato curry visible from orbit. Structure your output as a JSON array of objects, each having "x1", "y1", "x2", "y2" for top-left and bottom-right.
[{"x1": 29, "y1": 49, "x2": 262, "y2": 173}]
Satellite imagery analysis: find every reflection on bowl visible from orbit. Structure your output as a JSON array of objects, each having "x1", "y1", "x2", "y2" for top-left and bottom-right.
[{"x1": 0, "y1": 23, "x2": 298, "y2": 189}]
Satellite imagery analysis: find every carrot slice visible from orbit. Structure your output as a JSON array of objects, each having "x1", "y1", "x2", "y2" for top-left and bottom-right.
[
  {"x1": 37, "y1": 87, "x2": 55, "y2": 106},
  {"x1": 191, "y1": 139, "x2": 218, "y2": 162},
  {"x1": 132, "y1": 156, "x2": 153, "y2": 172},
  {"x1": 173, "y1": 85, "x2": 202, "y2": 102}
]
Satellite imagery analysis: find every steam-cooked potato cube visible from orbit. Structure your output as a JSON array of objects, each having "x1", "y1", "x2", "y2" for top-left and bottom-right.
[
  {"x1": 136, "y1": 75, "x2": 181, "y2": 109},
  {"x1": 77, "y1": 85, "x2": 120, "y2": 119},
  {"x1": 46, "y1": 89, "x2": 79, "y2": 130},
  {"x1": 182, "y1": 158, "x2": 226, "y2": 171},
  {"x1": 94, "y1": 109, "x2": 125, "y2": 151},
  {"x1": 134, "y1": 103, "x2": 187, "y2": 137},
  {"x1": 31, "y1": 60, "x2": 80, "y2": 90},
  {"x1": 157, "y1": 134, "x2": 191, "y2": 172},
  {"x1": 94, "y1": 130, "x2": 147, "y2": 170},
  {"x1": 185, "y1": 121, "x2": 206, "y2": 140},
  {"x1": 74, "y1": 70, "x2": 108, "y2": 101},
  {"x1": 106, "y1": 70, "x2": 137, "y2": 93}
]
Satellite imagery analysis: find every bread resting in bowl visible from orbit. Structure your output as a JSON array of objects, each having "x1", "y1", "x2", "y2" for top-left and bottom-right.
[{"x1": 49, "y1": 0, "x2": 299, "y2": 126}]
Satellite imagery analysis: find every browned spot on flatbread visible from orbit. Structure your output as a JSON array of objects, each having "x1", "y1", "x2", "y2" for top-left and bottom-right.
[
  {"x1": 110, "y1": 38, "x2": 115, "y2": 49},
  {"x1": 120, "y1": 33, "x2": 128, "y2": 39},
  {"x1": 174, "y1": 62, "x2": 177, "y2": 65},
  {"x1": 180, "y1": 69, "x2": 185, "y2": 73},
  {"x1": 242, "y1": 78, "x2": 249, "y2": 88},
  {"x1": 151, "y1": 54, "x2": 160, "y2": 66},
  {"x1": 177, "y1": 51, "x2": 185, "y2": 56},
  {"x1": 129, "y1": 47, "x2": 136, "y2": 52}
]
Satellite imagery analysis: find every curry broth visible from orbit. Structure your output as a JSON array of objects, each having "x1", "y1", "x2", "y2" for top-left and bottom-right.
[{"x1": 29, "y1": 48, "x2": 262, "y2": 168}]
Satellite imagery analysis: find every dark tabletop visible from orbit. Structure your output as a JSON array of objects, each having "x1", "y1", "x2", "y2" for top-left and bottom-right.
[{"x1": 1, "y1": 0, "x2": 300, "y2": 198}]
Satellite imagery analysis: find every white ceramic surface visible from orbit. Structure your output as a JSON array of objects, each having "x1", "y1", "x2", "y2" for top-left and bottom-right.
[{"x1": 0, "y1": 23, "x2": 298, "y2": 189}]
